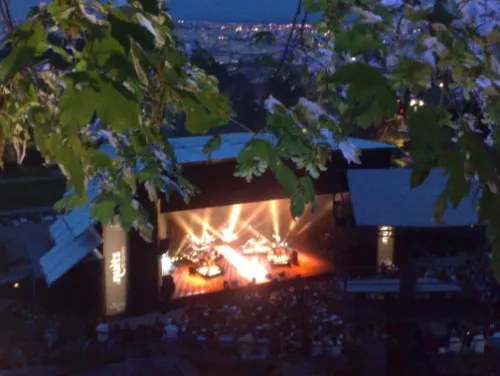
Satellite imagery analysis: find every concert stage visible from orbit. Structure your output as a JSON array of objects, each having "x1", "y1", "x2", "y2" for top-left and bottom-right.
[
  {"x1": 170, "y1": 250, "x2": 332, "y2": 299},
  {"x1": 159, "y1": 195, "x2": 335, "y2": 300}
]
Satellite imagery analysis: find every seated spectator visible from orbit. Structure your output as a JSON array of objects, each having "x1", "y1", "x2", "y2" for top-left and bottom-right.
[
  {"x1": 448, "y1": 332, "x2": 462, "y2": 353},
  {"x1": 254, "y1": 333, "x2": 270, "y2": 359},
  {"x1": 96, "y1": 318, "x2": 110, "y2": 343},
  {"x1": 311, "y1": 332, "x2": 323, "y2": 356},
  {"x1": 163, "y1": 319, "x2": 179, "y2": 342},
  {"x1": 470, "y1": 331, "x2": 485, "y2": 354},
  {"x1": 238, "y1": 332, "x2": 254, "y2": 359},
  {"x1": 43, "y1": 322, "x2": 59, "y2": 349}
]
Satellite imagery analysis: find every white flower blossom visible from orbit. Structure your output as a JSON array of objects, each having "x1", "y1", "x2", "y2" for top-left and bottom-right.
[
  {"x1": 385, "y1": 54, "x2": 399, "y2": 70},
  {"x1": 264, "y1": 95, "x2": 283, "y2": 114},
  {"x1": 298, "y1": 97, "x2": 337, "y2": 122},
  {"x1": 352, "y1": 7, "x2": 383, "y2": 24},
  {"x1": 420, "y1": 50, "x2": 436, "y2": 68},
  {"x1": 137, "y1": 14, "x2": 164, "y2": 46},
  {"x1": 487, "y1": 181, "x2": 499, "y2": 194},
  {"x1": 422, "y1": 36, "x2": 447, "y2": 55},
  {"x1": 338, "y1": 139, "x2": 361, "y2": 164},
  {"x1": 476, "y1": 76, "x2": 500, "y2": 96}
]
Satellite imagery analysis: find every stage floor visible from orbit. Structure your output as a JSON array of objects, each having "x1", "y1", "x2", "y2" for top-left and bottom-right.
[{"x1": 171, "y1": 250, "x2": 332, "y2": 299}]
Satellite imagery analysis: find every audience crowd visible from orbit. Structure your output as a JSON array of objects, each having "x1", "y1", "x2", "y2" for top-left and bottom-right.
[{"x1": 1, "y1": 248, "x2": 500, "y2": 371}]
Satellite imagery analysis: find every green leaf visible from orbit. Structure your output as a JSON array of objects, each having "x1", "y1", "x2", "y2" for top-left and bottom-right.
[
  {"x1": 290, "y1": 191, "x2": 306, "y2": 218},
  {"x1": 332, "y1": 63, "x2": 396, "y2": 127},
  {"x1": 122, "y1": 169, "x2": 137, "y2": 194},
  {"x1": 90, "y1": 200, "x2": 117, "y2": 224},
  {"x1": 59, "y1": 82, "x2": 97, "y2": 131},
  {"x1": 54, "y1": 193, "x2": 88, "y2": 212},
  {"x1": 86, "y1": 29, "x2": 129, "y2": 73},
  {"x1": 118, "y1": 201, "x2": 138, "y2": 230},
  {"x1": 478, "y1": 190, "x2": 500, "y2": 223},
  {"x1": 390, "y1": 58, "x2": 433, "y2": 90},
  {"x1": 427, "y1": 2, "x2": 455, "y2": 26},
  {"x1": 203, "y1": 134, "x2": 222, "y2": 156},
  {"x1": 108, "y1": 8, "x2": 156, "y2": 52},
  {"x1": 54, "y1": 142, "x2": 86, "y2": 197},
  {"x1": 303, "y1": 0, "x2": 327, "y2": 13},
  {"x1": 0, "y1": 21, "x2": 49, "y2": 80},
  {"x1": 410, "y1": 166, "x2": 431, "y2": 189},
  {"x1": 47, "y1": 0, "x2": 75, "y2": 19},
  {"x1": 96, "y1": 77, "x2": 140, "y2": 131},
  {"x1": 335, "y1": 26, "x2": 385, "y2": 56},
  {"x1": 138, "y1": 0, "x2": 160, "y2": 15},
  {"x1": 432, "y1": 193, "x2": 447, "y2": 224},
  {"x1": 89, "y1": 150, "x2": 115, "y2": 170},
  {"x1": 129, "y1": 39, "x2": 149, "y2": 87},
  {"x1": 185, "y1": 103, "x2": 211, "y2": 134},
  {"x1": 60, "y1": 72, "x2": 140, "y2": 132},
  {"x1": 332, "y1": 62, "x2": 385, "y2": 86},
  {"x1": 238, "y1": 139, "x2": 279, "y2": 169},
  {"x1": 441, "y1": 149, "x2": 470, "y2": 208},
  {"x1": 299, "y1": 176, "x2": 317, "y2": 205},
  {"x1": 407, "y1": 105, "x2": 448, "y2": 153},
  {"x1": 137, "y1": 165, "x2": 160, "y2": 182},
  {"x1": 276, "y1": 164, "x2": 297, "y2": 196}
]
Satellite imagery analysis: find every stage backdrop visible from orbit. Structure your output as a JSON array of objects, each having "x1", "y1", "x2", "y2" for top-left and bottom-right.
[{"x1": 103, "y1": 222, "x2": 129, "y2": 316}]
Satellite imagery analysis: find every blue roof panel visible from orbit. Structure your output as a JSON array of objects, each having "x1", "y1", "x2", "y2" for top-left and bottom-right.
[
  {"x1": 169, "y1": 133, "x2": 396, "y2": 164},
  {"x1": 348, "y1": 168, "x2": 479, "y2": 227},
  {"x1": 40, "y1": 227, "x2": 102, "y2": 286}
]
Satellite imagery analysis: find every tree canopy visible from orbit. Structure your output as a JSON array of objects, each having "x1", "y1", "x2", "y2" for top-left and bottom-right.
[{"x1": 1, "y1": 0, "x2": 500, "y2": 274}]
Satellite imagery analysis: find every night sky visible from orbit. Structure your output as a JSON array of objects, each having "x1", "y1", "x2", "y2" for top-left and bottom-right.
[{"x1": 12, "y1": 0, "x2": 305, "y2": 23}]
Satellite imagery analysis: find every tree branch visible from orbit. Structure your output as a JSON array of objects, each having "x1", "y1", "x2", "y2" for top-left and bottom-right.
[
  {"x1": 0, "y1": 0, "x2": 14, "y2": 32},
  {"x1": 274, "y1": 0, "x2": 303, "y2": 78}
]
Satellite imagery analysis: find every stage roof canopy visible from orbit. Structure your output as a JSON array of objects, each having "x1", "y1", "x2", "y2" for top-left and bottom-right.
[
  {"x1": 169, "y1": 133, "x2": 396, "y2": 164},
  {"x1": 348, "y1": 168, "x2": 480, "y2": 227}
]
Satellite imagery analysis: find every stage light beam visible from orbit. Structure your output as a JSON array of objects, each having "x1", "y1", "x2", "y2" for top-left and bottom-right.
[
  {"x1": 216, "y1": 245, "x2": 268, "y2": 283},
  {"x1": 228, "y1": 204, "x2": 242, "y2": 233},
  {"x1": 269, "y1": 200, "x2": 280, "y2": 236}
]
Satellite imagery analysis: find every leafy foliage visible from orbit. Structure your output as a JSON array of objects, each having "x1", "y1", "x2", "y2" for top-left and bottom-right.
[
  {"x1": 0, "y1": 0, "x2": 231, "y2": 237},
  {"x1": 3, "y1": 0, "x2": 500, "y2": 279},
  {"x1": 266, "y1": 0, "x2": 500, "y2": 275}
]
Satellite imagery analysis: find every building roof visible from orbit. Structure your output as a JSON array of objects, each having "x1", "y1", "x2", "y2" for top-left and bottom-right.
[
  {"x1": 169, "y1": 133, "x2": 396, "y2": 164},
  {"x1": 39, "y1": 227, "x2": 102, "y2": 286},
  {"x1": 39, "y1": 180, "x2": 102, "y2": 286},
  {"x1": 348, "y1": 168, "x2": 480, "y2": 227}
]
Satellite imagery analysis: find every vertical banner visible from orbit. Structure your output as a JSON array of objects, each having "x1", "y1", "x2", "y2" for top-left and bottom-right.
[
  {"x1": 103, "y1": 222, "x2": 128, "y2": 316},
  {"x1": 377, "y1": 226, "x2": 395, "y2": 267}
]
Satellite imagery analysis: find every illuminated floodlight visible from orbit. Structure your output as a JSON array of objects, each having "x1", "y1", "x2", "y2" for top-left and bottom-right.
[
  {"x1": 221, "y1": 227, "x2": 238, "y2": 243},
  {"x1": 161, "y1": 253, "x2": 172, "y2": 276}
]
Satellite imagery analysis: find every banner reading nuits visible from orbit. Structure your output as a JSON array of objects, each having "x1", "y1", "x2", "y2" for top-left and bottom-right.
[{"x1": 103, "y1": 222, "x2": 128, "y2": 316}]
